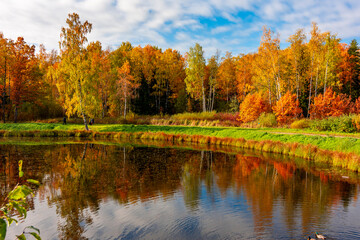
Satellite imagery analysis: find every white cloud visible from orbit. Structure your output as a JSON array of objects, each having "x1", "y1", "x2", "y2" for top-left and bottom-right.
[
  {"x1": 211, "y1": 25, "x2": 233, "y2": 35},
  {"x1": 0, "y1": 0, "x2": 359, "y2": 55}
]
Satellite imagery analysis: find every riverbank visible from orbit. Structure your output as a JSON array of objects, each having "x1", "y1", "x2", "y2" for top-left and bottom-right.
[{"x1": 0, "y1": 123, "x2": 359, "y2": 171}]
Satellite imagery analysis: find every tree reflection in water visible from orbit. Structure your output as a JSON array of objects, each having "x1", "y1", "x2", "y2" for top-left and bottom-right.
[{"x1": 0, "y1": 143, "x2": 358, "y2": 239}]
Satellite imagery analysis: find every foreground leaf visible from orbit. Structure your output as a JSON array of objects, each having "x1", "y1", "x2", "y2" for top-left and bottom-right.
[
  {"x1": 25, "y1": 226, "x2": 40, "y2": 234},
  {"x1": 16, "y1": 233, "x2": 26, "y2": 240},
  {"x1": 29, "y1": 232, "x2": 41, "y2": 240},
  {"x1": 27, "y1": 179, "x2": 40, "y2": 186},
  {"x1": 8, "y1": 185, "x2": 32, "y2": 200},
  {"x1": 0, "y1": 219, "x2": 7, "y2": 240}
]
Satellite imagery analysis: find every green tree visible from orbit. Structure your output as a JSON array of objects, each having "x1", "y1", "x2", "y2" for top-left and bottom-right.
[
  {"x1": 185, "y1": 43, "x2": 206, "y2": 112},
  {"x1": 323, "y1": 33, "x2": 341, "y2": 93},
  {"x1": 287, "y1": 28, "x2": 307, "y2": 101},
  {"x1": 347, "y1": 39, "x2": 360, "y2": 99},
  {"x1": 57, "y1": 13, "x2": 92, "y2": 130},
  {"x1": 206, "y1": 51, "x2": 220, "y2": 112}
]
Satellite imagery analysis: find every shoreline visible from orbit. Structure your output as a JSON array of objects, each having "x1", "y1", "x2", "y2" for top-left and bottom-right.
[{"x1": 0, "y1": 124, "x2": 359, "y2": 172}]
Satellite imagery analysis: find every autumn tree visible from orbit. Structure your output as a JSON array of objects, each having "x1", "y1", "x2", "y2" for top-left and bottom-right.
[
  {"x1": 257, "y1": 26, "x2": 282, "y2": 104},
  {"x1": 108, "y1": 42, "x2": 133, "y2": 116},
  {"x1": 237, "y1": 92, "x2": 269, "y2": 123},
  {"x1": 0, "y1": 33, "x2": 12, "y2": 122},
  {"x1": 236, "y1": 53, "x2": 255, "y2": 102},
  {"x1": 10, "y1": 37, "x2": 42, "y2": 122},
  {"x1": 57, "y1": 13, "x2": 92, "y2": 130},
  {"x1": 159, "y1": 48, "x2": 186, "y2": 113},
  {"x1": 272, "y1": 91, "x2": 302, "y2": 124},
  {"x1": 322, "y1": 33, "x2": 341, "y2": 93},
  {"x1": 337, "y1": 43, "x2": 355, "y2": 92},
  {"x1": 86, "y1": 41, "x2": 112, "y2": 118},
  {"x1": 307, "y1": 23, "x2": 325, "y2": 116},
  {"x1": 37, "y1": 45, "x2": 62, "y2": 118},
  {"x1": 287, "y1": 28, "x2": 308, "y2": 101},
  {"x1": 115, "y1": 61, "x2": 139, "y2": 118},
  {"x1": 128, "y1": 45, "x2": 159, "y2": 114},
  {"x1": 345, "y1": 39, "x2": 360, "y2": 99},
  {"x1": 185, "y1": 43, "x2": 207, "y2": 112},
  {"x1": 206, "y1": 51, "x2": 220, "y2": 111},
  {"x1": 217, "y1": 52, "x2": 236, "y2": 105}
]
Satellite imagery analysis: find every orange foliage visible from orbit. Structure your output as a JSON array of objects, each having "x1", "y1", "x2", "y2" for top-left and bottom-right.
[
  {"x1": 237, "y1": 93, "x2": 269, "y2": 123},
  {"x1": 353, "y1": 97, "x2": 360, "y2": 114},
  {"x1": 337, "y1": 43, "x2": 355, "y2": 88},
  {"x1": 310, "y1": 88, "x2": 352, "y2": 119},
  {"x1": 217, "y1": 52, "x2": 236, "y2": 102},
  {"x1": 272, "y1": 91, "x2": 302, "y2": 124}
]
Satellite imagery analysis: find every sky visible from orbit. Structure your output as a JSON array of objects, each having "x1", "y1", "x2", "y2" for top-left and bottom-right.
[{"x1": 1, "y1": 0, "x2": 360, "y2": 57}]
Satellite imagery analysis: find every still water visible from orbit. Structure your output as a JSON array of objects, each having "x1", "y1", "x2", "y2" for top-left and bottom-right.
[{"x1": 0, "y1": 141, "x2": 359, "y2": 239}]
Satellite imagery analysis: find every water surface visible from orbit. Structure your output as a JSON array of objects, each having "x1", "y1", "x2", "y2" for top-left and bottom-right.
[{"x1": 0, "y1": 141, "x2": 359, "y2": 239}]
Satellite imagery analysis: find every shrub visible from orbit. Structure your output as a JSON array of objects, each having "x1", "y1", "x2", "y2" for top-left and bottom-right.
[
  {"x1": 258, "y1": 113, "x2": 277, "y2": 127},
  {"x1": 352, "y1": 114, "x2": 360, "y2": 131},
  {"x1": 228, "y1": 96, "x2": 240, "y2": 113},
  {"x1": 290, "y1": 119, "x2": 311, "y2": 129},
  {"x1": 214, "y1": 112, "x2": 238, "y2": 121},
  {"x1": 310, "y1": 88, "x2": 352, "y2": 119},
  {"x1": 171, "y1": 111, "x2": 216, "y2": 121},
  {"x1": 237, "y1": 93, "x2": 269, "y2": 123},
  {"x1": 273, "y1": 91, "x2": 302, "y2": 124},
  {"x1": 310, "y1": 115, "x2": 356, "y2": 133}
]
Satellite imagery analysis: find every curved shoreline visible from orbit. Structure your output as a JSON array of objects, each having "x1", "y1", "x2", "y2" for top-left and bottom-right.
[{"x1": 1, "y1": 127, "x2": 359, "y2": 172}]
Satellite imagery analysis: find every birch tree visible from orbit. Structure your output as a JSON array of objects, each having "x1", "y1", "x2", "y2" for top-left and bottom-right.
[
  {"x1": 57, "y1": 13, "x2": 92, "y2": 130},
  {"x1": 185, "y1": 43, "x2": 207, "y2": 112}
]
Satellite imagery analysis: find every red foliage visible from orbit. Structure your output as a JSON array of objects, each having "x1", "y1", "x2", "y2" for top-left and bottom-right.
[
  {"x1": 214, "y1": 112, "x2": 238, "y2": 122},
  {"x1": 310, "y1": 88, "x2": 352, "y2": 119},
  {"x1": 337, "y1": 43, "x2": 355, "y2": 88},
  {"x1": 272, "y1": 91, "x2": 302, "y2": 124}
]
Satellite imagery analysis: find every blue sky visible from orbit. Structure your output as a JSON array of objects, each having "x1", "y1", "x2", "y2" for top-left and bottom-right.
[{"x1": 1, "y1": 0, "x2": 360, "y2": 57}]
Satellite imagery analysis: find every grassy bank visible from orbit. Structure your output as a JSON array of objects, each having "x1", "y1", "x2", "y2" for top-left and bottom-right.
[{"x1": 0, "y1": 123, "x2": 360, "y2": 171}]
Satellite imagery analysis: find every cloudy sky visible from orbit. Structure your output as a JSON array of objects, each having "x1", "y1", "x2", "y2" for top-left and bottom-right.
[{"x1": 1, "y1": 0, "x2": 360, "y2": 57}]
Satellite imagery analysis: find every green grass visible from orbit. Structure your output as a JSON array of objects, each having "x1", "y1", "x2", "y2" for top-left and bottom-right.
[{"x1": 0, "y1": 123, "x2": 359, "y2": 154}]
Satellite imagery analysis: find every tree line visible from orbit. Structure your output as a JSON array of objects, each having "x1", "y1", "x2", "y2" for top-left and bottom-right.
[{"x1": 0, "y1": 13, "x2": 359, "y2": 126}]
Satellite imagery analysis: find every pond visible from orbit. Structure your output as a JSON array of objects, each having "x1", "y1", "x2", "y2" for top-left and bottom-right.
[{"x1": 1, "y1": 140, "x2": 360, "y2": 239}]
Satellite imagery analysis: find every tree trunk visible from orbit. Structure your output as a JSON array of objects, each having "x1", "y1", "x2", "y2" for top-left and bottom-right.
[
  {"x1": 7, "y1": 69, "x2": 10, "y2": 122},
  {"x1": 124, "y1": 97, "x2": 127, "y2": 119},
  {"x1": 14, "y1": 105, "x2": 18, "y2": 123},
  {"x1": 123, "y1": 81, "x2": 127, "y2": 119},
  {"x1": 226, "y1": 87, "x2": 229, "y2": 105},
  {"x1": 211, "y1": 86, "x2": 215, "y2": 112},
  {"x1": 208, "y1": 82, "x2": 212, "y2": 112},
  {"x1": 295, "y1": 58, "x2": 299, "y2": 101},
  {"x1": 307, "y1": 57, "x2": 314, "y2": 118},
  {"x1": 102, "y1": 90, "x2": 106, "y2": 119},
  {"x1": 77, "y1": 79, "x2": 89, "y2": 131},
  {"x1": 202, "y1": 77, "x2": 206, "y2": 112},
  {"x1": 315, "y1": 68, "x2": 319, "y2": 98},
  {"x1": 2, "y1": 56, "x2": 6, "y2": 123},
  {"x1": 165, "y1": 83, "x2": 169, "y2": 113},
  {"x1": 324, "y1": 60, "x2": 328, "y2": 94},
  {"x1": 268, "y1": 79, "x2": 272, "y2": 106}
]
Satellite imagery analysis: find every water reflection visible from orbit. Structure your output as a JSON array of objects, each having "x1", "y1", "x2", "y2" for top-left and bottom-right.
[{"x1": 0, "y1": 143, "x2": 359, "y2": 239}]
